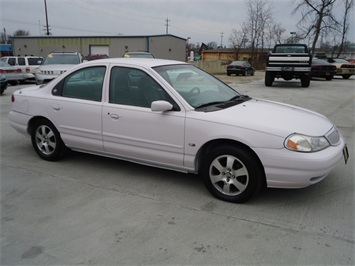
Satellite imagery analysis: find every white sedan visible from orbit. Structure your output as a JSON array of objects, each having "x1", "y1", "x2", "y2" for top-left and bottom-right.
[{"x1": 8, "y1": 58, "x2": 349, "y2": 203}]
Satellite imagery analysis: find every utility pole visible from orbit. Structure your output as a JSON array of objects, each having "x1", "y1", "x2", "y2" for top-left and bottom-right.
[
  {"x1": 3, "y1": 28, "x2": 7, "y2": 43},
  {"x1": 44, "y1": 0, "x2": 50, "y2": 35},
  {"x1": 165, "y1": 18, "x2": 170, "y2": 35}
]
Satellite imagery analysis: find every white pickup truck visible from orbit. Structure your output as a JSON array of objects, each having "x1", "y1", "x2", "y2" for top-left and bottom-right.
[{"x1": 265, "y1": 44, "x2": 312, "y2": 88}]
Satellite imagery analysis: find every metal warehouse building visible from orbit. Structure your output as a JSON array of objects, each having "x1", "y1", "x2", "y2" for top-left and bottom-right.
[{"x1": 11, "y1": 34, "x2": 187, "y2": 61}]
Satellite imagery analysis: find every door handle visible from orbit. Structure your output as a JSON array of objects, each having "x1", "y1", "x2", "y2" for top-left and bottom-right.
[
  {"x1": 52, "y1": 105, "x2": 61, "y2": 111},
  {"x1": 109, "y1": 113, "x2": 120, "y2": 120}
]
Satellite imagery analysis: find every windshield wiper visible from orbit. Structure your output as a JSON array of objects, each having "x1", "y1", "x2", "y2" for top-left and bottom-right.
[
  {"x1": 195, "y1": 101, "x2": 225, "y2": 109},
  {"x1": 195, "y1": 95, "x2": 251, "y2": 110},
  {"x1": 229, "y1": 94, "x2": 250, "y2": 101}
]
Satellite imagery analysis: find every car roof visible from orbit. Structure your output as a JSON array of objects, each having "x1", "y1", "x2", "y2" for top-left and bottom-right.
[{"x1": 81, "y1": 58, "x2": 188, "y2": 68}]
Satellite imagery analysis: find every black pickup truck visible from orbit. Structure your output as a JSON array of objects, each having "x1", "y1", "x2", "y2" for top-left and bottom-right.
[{"x1": 265, "y1": 44, "x2": 312, "y2": 88}]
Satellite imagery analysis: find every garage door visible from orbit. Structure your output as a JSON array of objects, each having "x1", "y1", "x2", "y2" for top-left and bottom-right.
[{"x1": 90, "y1": 45, "x2": 109, "y2": 55}]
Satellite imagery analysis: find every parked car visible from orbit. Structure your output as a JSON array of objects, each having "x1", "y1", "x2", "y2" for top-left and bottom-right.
[
  {"x1": 311, "y1": 59, "x2": 337, "y2": 80},
  {"x1": 9, "y1": 58, "x2": 348, "y2": 203},
  {"x1": 0, "y1": 75, "x2": 7, "y2": 94},
  {"x1": 1, "y1": 56, "x2": 44, "y2": 82},
  {"x1": 123, "y1": 51, "x2": 155, "y2": 58},
  {"x1": 35, "y1": 52, "x2": 84, "y2": 85},
  {"x1": 85, "y1": 54, "x2": 109, "y2": 61},
  {"x1": 226, "y1": 61, "x2": 255, "y2": 76},
  {"x1": 0, "y1": 60, "x2": 23, "y2": 86},
  {"x1": 325, "y1": 58, "x2": 355, "y2": 79}
]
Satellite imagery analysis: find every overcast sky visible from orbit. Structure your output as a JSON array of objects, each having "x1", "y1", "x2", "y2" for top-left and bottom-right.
[{"x1": 2, "y1": 0, "x2": 354, "y2": 46}]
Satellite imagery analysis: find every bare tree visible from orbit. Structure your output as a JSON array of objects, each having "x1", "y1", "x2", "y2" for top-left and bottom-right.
[
  {"x1": 292, "y1": 0, "x2": 339, "y2": 54},
  {"x1": 13, "y1": 29, "x2": 30, "y2": 36},
  {"x1": 336, "y1": 0, "x2": 354, "y2": 57},
  {"x1": 207, "y1": 41, "x2": 218, "y2": 49},
  {"x1": 265, "y1": 22, "x2": 286, "y2": 47},
  {"x1": 229, "y1": 26, "x2": 249, "y2": 60},
  {"x1": 245, "y1": 0, "x2": 273, "y2": 55}
]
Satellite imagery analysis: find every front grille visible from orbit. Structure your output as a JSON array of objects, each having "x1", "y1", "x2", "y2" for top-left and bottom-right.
[{"x1": 325, "y1": 127, "x2": 340, "y2": 145}]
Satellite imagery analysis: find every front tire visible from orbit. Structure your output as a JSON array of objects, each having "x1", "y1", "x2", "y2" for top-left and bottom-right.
[
  {"x1": 201, "y1": 145, "x2": 264, "y2": 203},
  {"x1": 31, "y1": 119, "x2": 68, "y2": 161}
]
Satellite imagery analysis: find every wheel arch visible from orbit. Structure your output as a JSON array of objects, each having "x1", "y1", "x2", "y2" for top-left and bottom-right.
[
  {"x1": 195, "y1": 138, "x2": 266, "y2": 186},
  {"x1": 27, "y1": 116, "x2": 55, "y2": 135}
]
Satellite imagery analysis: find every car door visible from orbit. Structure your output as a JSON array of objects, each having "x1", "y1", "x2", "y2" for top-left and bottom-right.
[
  {"x1": 47, "y1": 66, "x2": 106, "y2": 152},
  {"x1": 102, "y1": 66, "x2": 185, "y2": 169}
]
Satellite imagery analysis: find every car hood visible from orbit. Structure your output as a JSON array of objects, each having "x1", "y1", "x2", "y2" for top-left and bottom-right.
[
  {"x1": 39, "y1": 64, "x2": 77, "y2": 71},
  {"x1": 191, "y1": 98, "x2": 333, "y2": 137}
]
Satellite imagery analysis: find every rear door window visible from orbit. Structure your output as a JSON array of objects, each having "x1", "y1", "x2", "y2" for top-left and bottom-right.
[
  {"x1": 59, "y1": 66, "x2": 106, "y2": 101},
  {"x1": 18, "y1": 57, "x2": 26, "y2": 65}
]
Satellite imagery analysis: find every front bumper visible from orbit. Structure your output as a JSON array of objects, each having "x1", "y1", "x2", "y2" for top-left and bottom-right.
[
  {"x1": 255, "y1": 135, "x2": 346, "y2": 188},
  {"x1": 35, "y1": 73, "x2": 58, "y2": 84}
]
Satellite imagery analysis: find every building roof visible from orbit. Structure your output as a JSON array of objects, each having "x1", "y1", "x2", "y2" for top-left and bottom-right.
[{"x1": 11, "y1": 34, "x2": 187, "y2": 41}]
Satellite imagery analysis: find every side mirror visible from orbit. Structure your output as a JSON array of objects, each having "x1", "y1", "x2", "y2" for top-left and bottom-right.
[{"x1": 151, "y1": 100, "x2": 173, "y2": 112}]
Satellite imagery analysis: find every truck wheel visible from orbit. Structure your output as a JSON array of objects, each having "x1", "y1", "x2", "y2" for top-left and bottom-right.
[
  {"x1": 342, "y1": 75, "x2": 350, "y2": 79},
  {"x1": 301, "y1": 76, "x2": 310, "y2": 87},
  {"x1": 265, "y1": 72, "x2": 274, "y2": 87}
]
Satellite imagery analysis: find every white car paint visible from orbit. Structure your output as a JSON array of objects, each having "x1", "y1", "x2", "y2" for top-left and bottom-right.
[{"x1": 8, "y1": 58, "x2": 348, "y2": 202}]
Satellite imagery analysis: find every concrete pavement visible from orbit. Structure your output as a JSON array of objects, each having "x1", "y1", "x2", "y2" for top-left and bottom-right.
[{"x1": 1, "y1": 75, "x2": 354, "y2": 265}]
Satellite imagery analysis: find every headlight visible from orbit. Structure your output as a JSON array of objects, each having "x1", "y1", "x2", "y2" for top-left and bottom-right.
[{"x1": 285, "y1": 133, "x2": 330, "y2": 152}]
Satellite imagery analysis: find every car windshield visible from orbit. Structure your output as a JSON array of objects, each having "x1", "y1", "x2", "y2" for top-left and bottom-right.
[
  {"x1": 231, "y1": 61, "x2": 244, "y2": 65},
  {"x1": 332, "y1": 58, "x2": 349, "y2": 63},
  {"x1": 153, "y1": 64, "x2": 241, "y2": 109},
  {"x1": 43, "y1": 54, "x2": 80, "y2": 65}
]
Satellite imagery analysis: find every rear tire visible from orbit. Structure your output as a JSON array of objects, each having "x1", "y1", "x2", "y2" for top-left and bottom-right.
[
  {"x1": 31, "y1": 119, "x2": 68, "y2": 161},
  {"x1": 265, "y1": 71, "x2": 274, "y2": 87},
  {"x1": 301, "y1": 75, "x2": 310, "y2": 87},
  {"x1": 342, "y1": 75, "x2": 351, "y2": 79},
  {"x1": 201, "y1": 145, "x2": 264, "y2": 203}
]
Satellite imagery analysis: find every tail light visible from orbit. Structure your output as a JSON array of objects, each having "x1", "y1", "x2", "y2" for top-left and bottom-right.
[
  {"x1": 341, "y1": 64, "x2": 355, "y2": 68},
  {"x1": 11, "y1": 94, "x2": 15, "y2": 103},
  {"x1": 15, "y1": 69, "x2": 22, "y2": 73},
  {"x1": 312, "y1": 66, "x2": 321, "y2": 70},
  {"x1": 240, "y1": 66, "x2": 245, "y2": 69},
  {"x1": 26, "y1": 67, "x2": 30, "y2": 73},
  {"x1": 0, "y1": 69, "x2": 4, "y2": 73}
]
